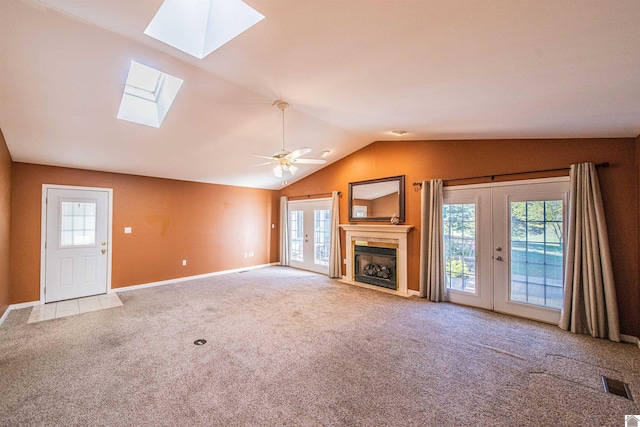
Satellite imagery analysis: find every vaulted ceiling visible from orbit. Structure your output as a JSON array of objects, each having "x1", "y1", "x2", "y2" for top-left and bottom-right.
[{"x1": 1, "y1": 0, "x2": 639, "y2": 189}]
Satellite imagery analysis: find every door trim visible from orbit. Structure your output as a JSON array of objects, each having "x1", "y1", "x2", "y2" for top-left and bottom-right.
[{"x1": 40, "y1": 184, "x2": 114, "y2": 304}]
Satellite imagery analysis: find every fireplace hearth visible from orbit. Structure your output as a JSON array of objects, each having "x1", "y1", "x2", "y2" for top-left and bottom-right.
[{"x1": 354, "y1": 245, "x2": 397, "y2": 290}]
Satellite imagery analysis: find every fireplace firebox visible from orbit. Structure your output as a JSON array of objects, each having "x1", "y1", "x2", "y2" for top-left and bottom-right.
[{"x1": 354, "y1": 245, "x2": 397, "y2": 290}]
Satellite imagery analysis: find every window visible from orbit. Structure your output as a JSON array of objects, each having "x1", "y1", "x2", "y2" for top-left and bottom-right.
[
  {"x1": 117, "y1": 61, "x2": 183, "y2": 128},
  {"x1": 60, "y1": 201, "x2": 97, "y2": 247},
  {"x1": 290, "y1": 210, "x2": 303, "y2": 262},
  {"x1": 144, "y1": 0, "x2": 264, "y2": 59},
  {"x1": 314, "y1": 209, "x2": 331, "y2": 266},
  {"x1": 510, "y1": 200, "x2": 564, "y2": 309},
  {"x1": 443, "y1": 203, "x2": 476, "y2": 293}
]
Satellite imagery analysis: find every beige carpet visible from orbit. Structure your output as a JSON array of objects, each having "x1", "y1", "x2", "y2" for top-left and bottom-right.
[{"x1": 1, "y1": 266, "x2": 638, "y2": 426}]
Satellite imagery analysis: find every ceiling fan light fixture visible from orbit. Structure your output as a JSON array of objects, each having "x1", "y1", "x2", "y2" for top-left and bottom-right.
[{"x1": 250, "y1": 100, "x2": 327, "y2": 178}]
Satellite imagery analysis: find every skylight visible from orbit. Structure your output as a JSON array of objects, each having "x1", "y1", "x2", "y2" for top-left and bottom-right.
[
  {"x1": 117, "y1": 61, "x2": 183, "y2": 128},
  {"x1": 144, "y1": 0, "x2": 265, "y2": 59}
]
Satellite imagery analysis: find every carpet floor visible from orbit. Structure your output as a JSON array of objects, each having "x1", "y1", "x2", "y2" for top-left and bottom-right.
[{"x1": 1, "y1": 266, "x2": 638, "y2": 426}]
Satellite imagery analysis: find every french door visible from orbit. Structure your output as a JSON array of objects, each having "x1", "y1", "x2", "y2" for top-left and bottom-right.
[
  {"x1": 288, "y1": 198, "x2": 332, "y2": 274},
  {"x1": 443, "y1": 179, "x2": 569, "y2": 324}
]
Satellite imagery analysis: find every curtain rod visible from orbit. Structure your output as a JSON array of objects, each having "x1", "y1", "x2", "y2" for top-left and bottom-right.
[
  {"x1": 287, "y1": 191, "x2": 341, "y2": 200},
  {"x1": 412, "y1": 162, "x2": 610, "y2": 188}
]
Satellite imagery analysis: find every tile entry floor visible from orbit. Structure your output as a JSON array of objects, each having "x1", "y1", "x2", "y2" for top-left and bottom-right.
[{"x1": 27, "y1": 293, "x2": 123, "y2": 323}]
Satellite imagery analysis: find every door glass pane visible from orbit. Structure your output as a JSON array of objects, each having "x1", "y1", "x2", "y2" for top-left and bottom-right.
[
  {"x1": 510, "y1": 200, "x2": 563, "y2": 309},
  {"x1": 290, "y1": 210, "x2": 304, "y2": 262},
  {"x1": 314, "y1": 209, "x2": 331, "y2": 266},
  {"x1": 443, "y1": 203, "x2": 476, "y2": 293},
  {"x1": 60, "y1": 201, "x2": 97, "y2": 247}
]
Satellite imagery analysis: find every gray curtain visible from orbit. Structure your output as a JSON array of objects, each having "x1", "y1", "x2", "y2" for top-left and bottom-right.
[
  {"x1": 279, "y1": 196, "x2": 289, "y2": 266},
  {"x1": 329, "y1": 191, "x2": 342, "y2": 278},
  {"x1": 419, "y1": 179, "x2": 445, "y2": 301},
  {"x1": 559, "y1": 163, "x2": 620, "y2": 342}
]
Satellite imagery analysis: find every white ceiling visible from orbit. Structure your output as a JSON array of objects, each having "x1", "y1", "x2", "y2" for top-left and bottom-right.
[{"x1": 1, "y1": 0, "x2": 639, "y2": 190}]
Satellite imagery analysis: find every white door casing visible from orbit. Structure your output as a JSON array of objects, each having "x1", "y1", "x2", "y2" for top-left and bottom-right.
[{"x1": 41, "y1": 185, "x2": 113, "y2": 303}]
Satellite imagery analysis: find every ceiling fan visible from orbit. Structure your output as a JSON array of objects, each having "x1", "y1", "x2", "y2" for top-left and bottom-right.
[{"x1": 250, "y1": 101, "x2": 327, "y2": 178}]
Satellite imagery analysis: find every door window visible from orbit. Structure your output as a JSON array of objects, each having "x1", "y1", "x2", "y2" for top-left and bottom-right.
[
  {"x1": 314, "y1": 209, "x2": 331, "y2": 266},
  {"x1": 509, "y1": 200, "x2": 564, "y2": 309},
  {"x1": 443, "y1": 203, "x2": 476, "y2": 293},
  {"x1": 290, "y1": 210, "x2": 304, "y2": 262}
]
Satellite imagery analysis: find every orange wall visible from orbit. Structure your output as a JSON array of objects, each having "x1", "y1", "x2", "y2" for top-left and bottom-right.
[
  {"x1": 280, "y1": 138, "x2": 639, "y2": 337},
  {"x1": 10, "y1": 163, "x2": 278, "y2": 304},
  {"x1": 0, "y1": 130, "x2": 11, "y2": 318}
]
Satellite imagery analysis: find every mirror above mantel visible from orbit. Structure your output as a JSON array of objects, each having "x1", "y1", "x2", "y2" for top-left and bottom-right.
[{"x1": 348, "y1": 175, "x2": 405, "y2": 222}]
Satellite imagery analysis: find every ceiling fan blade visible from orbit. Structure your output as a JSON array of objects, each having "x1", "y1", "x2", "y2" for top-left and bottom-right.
[
  {"x1": 249, "y1": 162, "x2": 275, "y2": 167},
  {"x1": 289, "y1": 147, "x2": 312, "y2": 159},
  {"x1": 249, "y1": 153, "x2": 276, "y2": 160},
  {"x1": 293, "y1": 158, "x2": 327, "y2": 164}
]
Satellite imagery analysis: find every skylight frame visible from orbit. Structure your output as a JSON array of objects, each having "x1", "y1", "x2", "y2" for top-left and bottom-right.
[
  {"x1": 117, "y1": 61, "x2": 183, "y2": 128},
  {"x1": 144, "y1": 0, "x2": 265, "y2": 59}
]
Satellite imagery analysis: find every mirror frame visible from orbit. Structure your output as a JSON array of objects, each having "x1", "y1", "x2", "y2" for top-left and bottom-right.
[{"x1": 348, "y1": 175, "x2": 405, "y2": 222}]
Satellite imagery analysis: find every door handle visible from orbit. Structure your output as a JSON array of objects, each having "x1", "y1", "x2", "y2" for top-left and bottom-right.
[
  {"x1": 496, "y1": 256, "x2": 503, "y2": 261},
  {"x1": 495, "y1": 246, "x2": 502, "y2": 251},
  {"x1": 101, "y1": 249, "x2": 107, "y2": 254}
]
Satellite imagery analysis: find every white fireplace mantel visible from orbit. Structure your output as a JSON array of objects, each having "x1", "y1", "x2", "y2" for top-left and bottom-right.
[{"x1": 340, "y1": 224, "x2": 413, "y2": 296}]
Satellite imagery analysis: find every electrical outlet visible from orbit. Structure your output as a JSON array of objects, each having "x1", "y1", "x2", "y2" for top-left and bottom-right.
[{"x1": 124, "y1": 227, "x2": 132, "y2": 234}]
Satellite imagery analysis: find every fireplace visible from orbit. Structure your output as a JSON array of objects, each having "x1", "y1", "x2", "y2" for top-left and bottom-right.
[
  {"x1": 340, "y1": 224, "x2": 412, "y2": 296},
  {"x1": 354, "y1": 245, "x2": 397, "y2": 290}
]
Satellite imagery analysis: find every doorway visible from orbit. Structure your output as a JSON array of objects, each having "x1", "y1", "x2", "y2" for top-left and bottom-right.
[
  {"x1": 288, "y1": 198, "x2": 332, "y2": 275},
  {"x1": 442, "y1": 178, "x2": 569, "y2": 323},
  {"x1": 41, "y1": 185, "x2": 113, "y2": 303}
]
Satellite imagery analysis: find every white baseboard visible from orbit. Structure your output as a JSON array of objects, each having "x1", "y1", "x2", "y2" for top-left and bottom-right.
[
  {"x1": 113, "y1": 262, "x2": 278, "y2": 294},
  {"x1": 408, "y1": 289, "x2": 421, "y2": 297},
  {"x1": 620, "y1": 334, "x2": 639, "y2": 347}
]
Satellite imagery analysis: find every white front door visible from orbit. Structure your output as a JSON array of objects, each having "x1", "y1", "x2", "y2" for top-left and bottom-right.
[
  {"x1": 443, "y1": 179, "x2": 569, "y2": 323},
  {"x1": 288, "y1": 199, "x2": 332, "y2": 275},
  {"x1": 44, "y1": 187, "x2": 111, "y2": 302}
]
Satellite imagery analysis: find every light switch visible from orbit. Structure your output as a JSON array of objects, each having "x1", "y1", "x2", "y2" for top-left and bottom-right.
[{"x1": 124, "y1": 227, "x2": 132, "y2": 234}]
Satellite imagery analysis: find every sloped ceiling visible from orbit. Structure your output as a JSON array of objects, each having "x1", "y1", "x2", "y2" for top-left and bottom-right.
[{"x1": 1, "y1": 0, "x2": 639, "y2": 189}]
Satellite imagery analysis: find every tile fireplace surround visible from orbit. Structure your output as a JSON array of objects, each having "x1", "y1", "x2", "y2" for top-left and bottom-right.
[{"x1": 340, "y1": 224, "x2": 413, "y2": 296}]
